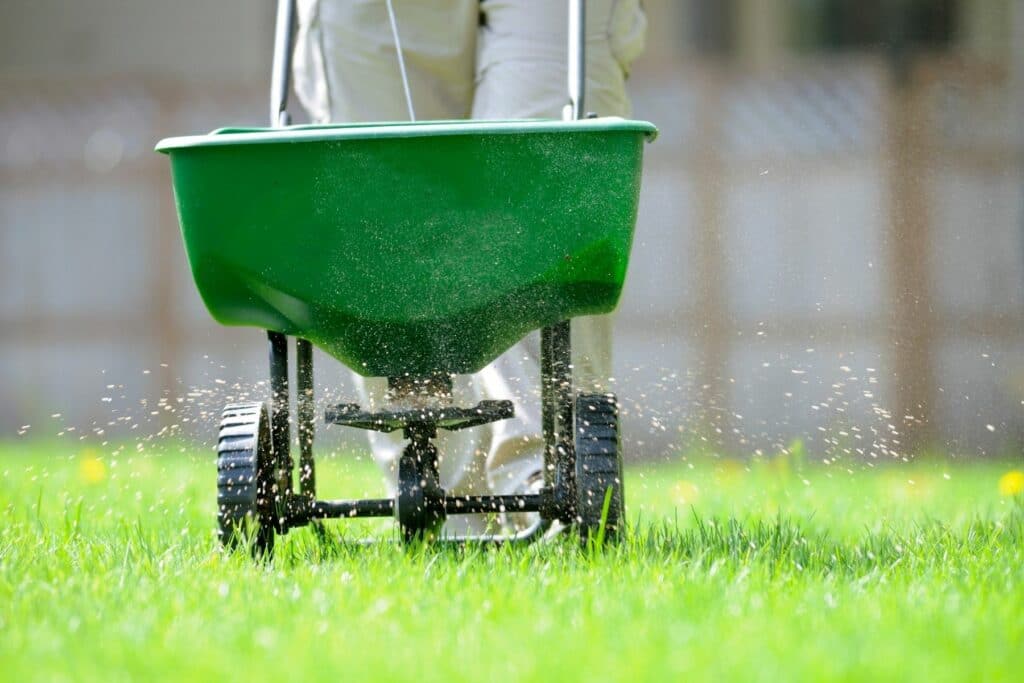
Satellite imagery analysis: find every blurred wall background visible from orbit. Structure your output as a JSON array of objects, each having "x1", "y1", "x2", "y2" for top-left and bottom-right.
[{"x1": 1, "y1": 0, "x2": 1022, "y2": 459}]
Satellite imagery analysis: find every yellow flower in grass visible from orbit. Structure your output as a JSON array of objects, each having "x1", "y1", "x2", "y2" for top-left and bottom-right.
[
  {"x1": 998, "y1": 470, "x2": 1024, "y2": 497},
  {"x1": 79, "y1": 449, "x2": 106, "y2": 484}
]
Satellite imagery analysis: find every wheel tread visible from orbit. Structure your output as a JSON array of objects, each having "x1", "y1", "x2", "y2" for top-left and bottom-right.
[
  {"x1": 574, "y1": 393, "x2": 625, "y2": 542},
  {"x1": 215, "y1": 400, "x2": 274, "y2": 555}
]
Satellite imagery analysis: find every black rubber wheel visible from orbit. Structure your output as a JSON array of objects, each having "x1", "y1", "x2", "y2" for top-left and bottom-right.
[
  {"x1": 216, "y1": 402, "x2": 276, "y2": 555},
  {"x1": 574, "y1": 393, "x2": 625, "y2": 543}
]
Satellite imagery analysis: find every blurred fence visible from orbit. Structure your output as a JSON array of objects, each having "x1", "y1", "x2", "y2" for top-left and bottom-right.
[{"x1": 1, "y1": 55, "x2": 1022, "y2": 457}]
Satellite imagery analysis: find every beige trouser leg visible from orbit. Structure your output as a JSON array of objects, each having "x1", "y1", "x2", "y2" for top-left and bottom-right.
[
  {"x1": 293, "y1": 0, "x2": 478, "y2": 122},
  {"x1": 294, "y1": 0, "x2": 645, "y2": 533}
]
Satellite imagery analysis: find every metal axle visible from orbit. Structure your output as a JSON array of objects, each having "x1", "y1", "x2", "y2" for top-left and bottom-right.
[{"x1": 299, "y1": 493, "x2": 544, "y2": 521}]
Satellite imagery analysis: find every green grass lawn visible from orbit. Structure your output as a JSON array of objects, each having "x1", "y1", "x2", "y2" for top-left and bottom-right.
[{"x1": 1, "y1": 441, "x2": 1022, "y2": 682}]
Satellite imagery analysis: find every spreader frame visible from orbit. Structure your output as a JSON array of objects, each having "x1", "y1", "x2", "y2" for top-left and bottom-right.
[{"x1": 258, "y1": 319, "x2": 577, "y2": 544}]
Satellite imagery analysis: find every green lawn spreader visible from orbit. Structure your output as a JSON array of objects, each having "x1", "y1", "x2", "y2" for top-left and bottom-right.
[{"x1": 156, "y1": 0, "x2": 655, "y2": 552}]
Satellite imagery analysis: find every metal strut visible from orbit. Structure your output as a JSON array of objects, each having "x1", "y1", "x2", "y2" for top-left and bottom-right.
[
  {"x1": 268, "y1": 331, "x2": 293, "y2": 499},
  {"x1": 296, "y1": 338, "x2": 315, "y2": 502},
  {"x1": 541, "y1": 320, "x2": 575, "y2": 522}
]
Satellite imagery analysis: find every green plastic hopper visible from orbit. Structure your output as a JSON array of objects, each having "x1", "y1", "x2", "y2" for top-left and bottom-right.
[{"x1": 156, "y1": 118, "x2": 656, "y2": 377}]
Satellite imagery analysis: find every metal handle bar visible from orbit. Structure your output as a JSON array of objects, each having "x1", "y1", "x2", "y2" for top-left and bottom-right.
[
  {"x1": 271, "y1": 0, "x2": 296, "y2": 127},
  {"x1": 565, "y1": 0, "x2": 586, "y2": 121}
]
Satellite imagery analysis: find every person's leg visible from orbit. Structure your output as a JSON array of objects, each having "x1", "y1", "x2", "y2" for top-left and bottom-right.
[
  {"x1": 473, "y1": 0, "x2": 646, "y2": 119},
  {"x1": 293, "y1": 0, "x2": 492, "y2": 534},
  {"x1": 294, "y1": 0, "x2": 478, "y2": 122},
  {"x1": 472, "y1": 0, "x2": 647, "y2": 503}
]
